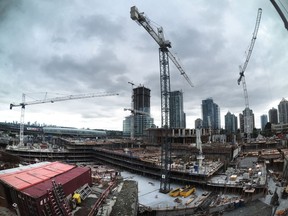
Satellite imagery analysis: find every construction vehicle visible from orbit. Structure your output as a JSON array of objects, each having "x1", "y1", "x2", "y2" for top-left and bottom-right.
[
  {"x1": 237, "y1": 8, "x2": 262, "y2": 143},
  {"x1": 130, "y1": 5, "x2": 193, "y2": 194},
  {"x1": 169, "y1": 187, "x2": 182, "y2": 197},
  {"x1": 180, "y1": 185, "x2": 196, "y2": 198},
  {"x1": 10, "y1": 92, "x2": 119, "y2": 146}
]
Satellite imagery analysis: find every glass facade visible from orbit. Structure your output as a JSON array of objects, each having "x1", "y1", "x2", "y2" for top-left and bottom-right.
[
  {"x1": 260, "y1": 114, "x2": 268, "y2": 131},
  {"x1": 278, "y1": 98, "x2": 288, "y2": 124},
  {"x1": 225, "y1": 112, "x2": 238, "y2": 134},
  {"x1": 201, "y1": 98, "x2": 220, "y2": 130},
  {"x1": 169, "y1": 90, "x2": 185, "y2": 128}
]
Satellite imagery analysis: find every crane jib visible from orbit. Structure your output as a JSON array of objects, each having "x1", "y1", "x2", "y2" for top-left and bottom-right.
[{"x1": 10, "y1": 92, "x2": 119, "y2": 146}]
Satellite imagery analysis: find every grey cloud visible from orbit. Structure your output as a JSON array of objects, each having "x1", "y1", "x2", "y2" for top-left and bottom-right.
[
  {"x1": 0, "y1": 0, "x2": 21, "y2": 22},
  {"x1": 76, "y1": 14, "x2": 125, "y2": 43},
  {"x1": 41, "y1": 49, "x2": 128, "y2": 92},
  {"x1": 51, "y1": 36, "x2": 67, "y2": 44}
]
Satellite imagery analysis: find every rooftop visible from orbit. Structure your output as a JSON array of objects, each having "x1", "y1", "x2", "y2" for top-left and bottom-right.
[{"x1": 0, "y1": 161, "x2": 74, "y2": 190}]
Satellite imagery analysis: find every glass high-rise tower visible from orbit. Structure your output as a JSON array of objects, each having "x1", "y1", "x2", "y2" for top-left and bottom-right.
[
  {"x1": 169, "y1": 90, "x2": 185, "y2": 128},
  {"x1": 261, "y1": 114, "x2": 268, "y2": 131},
  {"x1": 201, "y1": 98, "x2": 220, "y2": 130},
  {"x1": 269, "y1": 107, "x2": 278, "y2": 124},
  {"x1": 225, "y1": 111, "x2": 237, "y2": 134},
  {"x1": 278, "y1": 98, "x2": 288, "y2": 124}
]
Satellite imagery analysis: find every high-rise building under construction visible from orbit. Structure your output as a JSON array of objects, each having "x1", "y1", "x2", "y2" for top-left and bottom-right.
[{"x1": 123, "y1": 85, "x2": 154, "y2": 137}]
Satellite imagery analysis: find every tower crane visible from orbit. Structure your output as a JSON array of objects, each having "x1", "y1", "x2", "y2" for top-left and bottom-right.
[
  {"x1": 237, "y1": 8, "x2": 262, "y2": 143},
  {"x1": 130, "y1": 6, "x2": 193, "y2": 193},
  {"x1": 10, "y1": 92, "x2": 119, "y2": 146},
  {"x1": 124, "y1": 108, "x2": 151, "y2": 116},
  {"x1": 130, "y1": 6, "x2": 193, "y2": 128}
]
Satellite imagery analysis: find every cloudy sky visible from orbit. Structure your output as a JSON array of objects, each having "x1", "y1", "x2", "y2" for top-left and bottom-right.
[{"x1": 0, "y1": 0, "x2": 287, "y2": 131}]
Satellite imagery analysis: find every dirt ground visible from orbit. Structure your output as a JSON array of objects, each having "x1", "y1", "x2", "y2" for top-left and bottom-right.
[{"x1": 0, "y1": 207, "x2": 17, "y2": 216}]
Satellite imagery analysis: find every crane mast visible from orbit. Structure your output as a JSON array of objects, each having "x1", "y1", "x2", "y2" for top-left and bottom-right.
[
  {"x1": 238, "y1": 8, "x2": 262, "y2": 143},
  {"x1": 131, "y1": 6, "x2": 193, "y2": 193},
  {"x1": 10, "y1": 92, "x2": 119, "y2": 146},
  {"x1": 128, "y1": 82, "x2": 135, "y2": 140}
]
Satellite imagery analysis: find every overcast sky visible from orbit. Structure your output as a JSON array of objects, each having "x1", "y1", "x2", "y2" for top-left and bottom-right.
[{"x1": 0, "y1": 0, "x2": 287, "y2": 131}]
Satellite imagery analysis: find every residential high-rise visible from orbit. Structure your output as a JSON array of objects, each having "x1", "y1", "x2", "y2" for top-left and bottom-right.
[
  {"x1": 201, "y1": 98, "x2": 220, "y2": 130},
  {"x1": 278, "y1": 98, "x2": 288, "y2": 124},
  {"x1": 240, "y1": 108, "x2": 255, "y2": 134},
  {"x1": 123, "y1": 85, "x2": 154, "y2": 137},
  {"x1": 225, "y1": 111, "x2": 237, "y2": 134},
  {"x1": 195, "y1": 118, "x2": 203, "y2": 129},
  {"x1": 269, "y1": 107, "x2": 278, "y2": 124},
  {"x1": 260, "y1": 114, "x2": 268, "y2": 131},
  {"x1": 169, "y1": 90, "x2": 185, "y2": 128}
]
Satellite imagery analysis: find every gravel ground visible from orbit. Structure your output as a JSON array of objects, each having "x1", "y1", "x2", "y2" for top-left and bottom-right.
[{"x1": 110, "y1": 180, "x2": 138, "y2": 216}]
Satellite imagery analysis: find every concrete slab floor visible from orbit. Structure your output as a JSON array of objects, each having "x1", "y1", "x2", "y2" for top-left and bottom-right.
[
  {"x1": 121, "y1": 171, "x2": 288, "y2": 215},
  {"x1": 121, "y1": 171, "x2": 208, "y2": 209}
]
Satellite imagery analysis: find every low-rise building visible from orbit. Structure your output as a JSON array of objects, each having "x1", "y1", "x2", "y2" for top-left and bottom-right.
[{"x1": 0, "y1": 161, "x2": 92, "y2": 216}]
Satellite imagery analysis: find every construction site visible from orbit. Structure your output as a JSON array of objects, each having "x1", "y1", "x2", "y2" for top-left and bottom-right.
[
  {"x1": 0, "y1": 122, "x2": 287, "y2": 215},
  {"x1": 0, "y1": 2, "x2": 288, "y2": 216}
]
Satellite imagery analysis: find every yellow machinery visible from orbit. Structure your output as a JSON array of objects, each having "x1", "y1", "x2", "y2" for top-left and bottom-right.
[
  {"x1": 72, "y1": 193, "x2": 81, "y2": 204},
  {"x1": 180, "y1": 185, "x2": 196, "y2": 198},
  {"x1": 169, "y1": 188, "x2": 182, "y2": 197}
]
